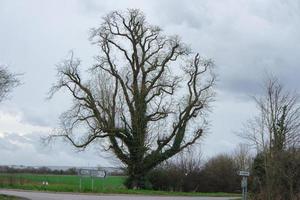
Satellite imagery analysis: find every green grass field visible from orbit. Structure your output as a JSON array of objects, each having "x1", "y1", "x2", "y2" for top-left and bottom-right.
[
  {"x1": 0, "y1": 173, "x2": 240, "y2": 197},
  {"x1": 0, "y1": 173, "x2": 125, "y2": 192}
]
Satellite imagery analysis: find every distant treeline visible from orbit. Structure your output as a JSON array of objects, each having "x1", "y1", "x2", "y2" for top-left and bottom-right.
[{"x1": 0, "y1": 166, "x2": 77, "y2": 175}]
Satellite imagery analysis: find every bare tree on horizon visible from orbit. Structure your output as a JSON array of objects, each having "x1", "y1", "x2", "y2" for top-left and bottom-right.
[{"x1": 0, "y1": 66, "x2": 20, "y2": 102}]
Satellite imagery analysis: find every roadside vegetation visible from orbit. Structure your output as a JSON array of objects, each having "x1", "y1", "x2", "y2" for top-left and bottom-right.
[
  {"x1": 147, "y1": 151, "x2": 242, "y2": 193},
  {"x1": 239, "y1": 77, "x2": 300, "y2": 200},
  {"x1": 0, "y1": 194, "x2": 26, "y2": 200}
]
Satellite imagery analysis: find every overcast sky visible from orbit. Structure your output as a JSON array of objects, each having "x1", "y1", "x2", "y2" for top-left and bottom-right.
[{"x1": 0, "y1": 0, "x2": 300, "y2": 167}]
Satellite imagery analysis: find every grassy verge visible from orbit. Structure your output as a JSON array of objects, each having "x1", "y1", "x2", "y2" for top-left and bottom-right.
[
  {"x1": 0, "y1": 194, "x2": 27, "y2": 200},
  {"x1": 0, "y1": 173, "x2": 240, "y2": 197},
  {"x1": 110, "y1": 189, "x2": 241, "y2": 197}
]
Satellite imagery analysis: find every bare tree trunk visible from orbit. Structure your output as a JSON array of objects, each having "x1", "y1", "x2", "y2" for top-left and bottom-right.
[{"x1": 126, "y1": 165, "x2": 147, "y2": 189}]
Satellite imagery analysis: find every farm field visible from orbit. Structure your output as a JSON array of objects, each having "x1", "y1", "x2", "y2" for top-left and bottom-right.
[
  {"x1": 0, "y1": 173, "x2": 125, "y2": 193},
  {"x1": 0, "y1": 173, "x2": 239, "y2": 197}
]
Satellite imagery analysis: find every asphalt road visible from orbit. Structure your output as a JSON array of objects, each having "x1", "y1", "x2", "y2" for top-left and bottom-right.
[{"x1": 0, "y1": 190, "x2": 239, "y2": 200}]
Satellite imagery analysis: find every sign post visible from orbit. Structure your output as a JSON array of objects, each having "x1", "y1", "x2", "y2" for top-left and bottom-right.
[
  {"x1": 91, "y1": 177, "x2": 94, "y2": 191},
  {"x1": 238, "y1": 171, "x2": 250, "y2": 200},
  {"x1": 78, "y1": 168, "x2": 107, "y2": 192},
  {"x1": 79, "y1": 177, "x2": 82, "y2": 191}
]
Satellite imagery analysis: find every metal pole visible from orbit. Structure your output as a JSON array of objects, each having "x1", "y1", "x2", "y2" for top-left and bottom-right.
[
  {"x1": 243, "y1": 178, "x2": 245, "y2": 200},
  {"x1": 245, "y1": 177, "x2": 248, "y2": 200},
  {"x1": 79, "y1": 177, "x2": 82, "y2": 192},
  {"x1": 242, "y1": 176, "x2": 248, "y2": 200},
  {"x1": 91, "y1": 177, "x2": 94, "y2": 191}
]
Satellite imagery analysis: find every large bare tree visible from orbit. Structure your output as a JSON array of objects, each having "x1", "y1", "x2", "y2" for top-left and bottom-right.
[
  {"x1": 50, "y1": 9, "x2": 215, "y2": 188},
  {"x1": 0, "y1": 66, "x2": 20, "y2": 102}
]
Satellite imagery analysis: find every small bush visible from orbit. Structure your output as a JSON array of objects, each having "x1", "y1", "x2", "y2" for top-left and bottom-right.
[{"x1": 147, "y1": 152, "x2": 240, "y2": 193}]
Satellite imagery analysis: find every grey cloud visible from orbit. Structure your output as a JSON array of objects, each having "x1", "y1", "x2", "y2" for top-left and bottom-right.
[
  {"x1": 19, "y1": 108, "x2": 57, "y2": 127},
  {"x1": 151, "y1": 0, "x2": 210, "y2": 29},
  {"x1": 0, "y1": 133, "x2": 19, "y2": 151},
  {"x1": 0, "y1": 131, "x2": 112, "y2": 167},
  {"x1": 220, "y1": 78, "x2": 261, "y2": 97}
]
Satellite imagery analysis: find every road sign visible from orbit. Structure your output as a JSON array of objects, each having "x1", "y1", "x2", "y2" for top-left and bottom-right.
[
  {"x1": 78, "y1": 169, "x2": 91, "y2": 177},
  {"x1": 78, "y1": 168, "x2": 106, "y2": 192},
  {"x1": 238, "y1": 171, "x2": 250, "y2": 177},
  {"x1": 90, "y1": 169, "x2": 106, "y2": 178},
  {"x1": 78, "y1": 169, "x2": 106, "y2": 178}
]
